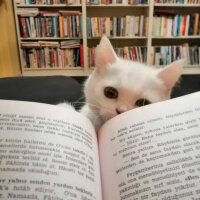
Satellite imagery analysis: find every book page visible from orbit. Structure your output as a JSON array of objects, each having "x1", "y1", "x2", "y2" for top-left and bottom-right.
[
  {"x1": 0, "y1": 100, "x2": 101, "y2": 200},
  {"x1": 99, "y1": 92, "x2": 200, "y2": 200}
]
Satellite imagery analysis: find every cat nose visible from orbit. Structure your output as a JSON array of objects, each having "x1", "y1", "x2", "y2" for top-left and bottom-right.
[{"x1": 116, "y1": 106, "x2": 129, "y2": 114}]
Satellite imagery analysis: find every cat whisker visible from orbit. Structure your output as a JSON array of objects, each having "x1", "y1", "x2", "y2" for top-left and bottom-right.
[
  {"x1": 87, "y1": 98, "x2": 112, "y2": 111},
  {"x1": 89, "y1": 103, "x2": 114, "y2": 116}
]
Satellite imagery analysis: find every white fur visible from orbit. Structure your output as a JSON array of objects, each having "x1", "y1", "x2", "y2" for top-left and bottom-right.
[
  {"x1": 57, "y1": 102, "x2": 75, "y2": 111},
  {"x1": 80, "y1": 37, "x2": 183, "y2": 131},
  {"x1": 80, "y1": 60, "x2": 166, "y2": 131},
  {"x1": 59, "y1": 36, "x2": 183, "y2": 132}
]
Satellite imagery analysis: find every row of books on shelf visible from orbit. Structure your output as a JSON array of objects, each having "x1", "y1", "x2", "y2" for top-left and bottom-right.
[
  {"x1": 17, "y1": 0, "x2": 81, "y2": 4},
  {"x1": 88, "y1": 46, "x2": 147, "y2": 66},
  {"x1": 21, "y1": 40, "x2": 83, "y2": 68},
  {"x1": 18, "y1": 10, "x2": 82, "y2": 38},
  {"x1": 153, "y1": 13, "x2": 200, "y2": 37},
  {"x1": 21, "y1": 41, "x2": 148, "y2": 68},
  {"x1": 17, "y1": 0, "x2": 200, "y2": 5},
  {"x1": 87, "y1": 0, "x2": 148, "y2": 4},
  {"x1": 21, "y1": 44, "x2": 200, "y2": 68},
  {"x1": 17, "y1": 0, "x2": 147, "y2": 5},
  {"x1": 150, "y1": 45, "x2": 200, "y2": 66},
  {"x1": 87, "y1": 16, "x2": 148, "y2": 37},
  {"x1": 154, "y1": 0, "x2": 200, "y2": 3}
]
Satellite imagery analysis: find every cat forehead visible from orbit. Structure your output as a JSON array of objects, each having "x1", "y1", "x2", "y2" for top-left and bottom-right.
[{"x1": 100, "y1": 60, "x2": 161, "y2": 90}]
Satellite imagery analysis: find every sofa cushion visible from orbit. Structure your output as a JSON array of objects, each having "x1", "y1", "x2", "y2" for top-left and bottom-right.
[{"x1": 0, "y1": 76, "x2": 84, "y2": 109}]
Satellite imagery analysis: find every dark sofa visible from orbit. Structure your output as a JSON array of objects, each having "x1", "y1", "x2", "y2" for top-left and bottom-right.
[
  {"x1": 0, "y1": 76, "x2": 84, "y2": 110},
  {"x1": 0, "y1": 75, "x2": 199, "y2": 109}
]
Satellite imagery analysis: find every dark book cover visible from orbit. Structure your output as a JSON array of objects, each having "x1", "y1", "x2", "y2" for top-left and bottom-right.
[
  {"x1": 75, "y1": 48, "x2": 80, "y2": 67},
  {"x1": 71, "y1": 16, "x2": 75, "y2": 37},
  {"x1": 176, "y1": 46, "x2": 180, "y2": 60},
  {"x1": 51, "y1": 17, "x2": 55, "y2": 37},
  {"x1": 25, "y1": 50, "x2": 30, "y2": 68},
  {"x1": 154, "y1": 9, "x2": 175, "y2": 15},
  {"x1": 171, "y1": 46, "x2": 174, "y2": 63},
  {"x1": 55, "y1": 16, "x2": 60, "y2": 37},
  {"x1": 141, "y1": 47, "x2": 144, "y2": 63},
  {"x1": 117, "y1": 17, "x2": 121, "y2": 37},
  {"x1": 188, "y1": 14, "x2": 195, "y2": 36},
  {"x1": 73, "y1": 16, "x2": 77, "y2": 37},
  {"x1": 25, "y1": 17, "x2": 30, "y2": 37},
  {"x1": 110, "y1": 17, "x2": 113, "y2": 36},
  {"x1": 194, "y1": 46, "x2": 198, "y2": 65},
  {"x1": 19, "y1": 17, "x2": 25, "y2": 37},
  {"x1": 39, "y1": 16, "x2": 43, "y2": 37}
]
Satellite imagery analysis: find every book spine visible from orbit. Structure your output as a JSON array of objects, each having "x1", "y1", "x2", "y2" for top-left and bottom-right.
[
  {"x1": 20, "y1": 17, "x2": 27, "y2": 37},
  {"x1": 59, "y1": 16, "x2": 64, "y2": 37},
  {"x1": 36, "y1": 49, "x2": 41, "y2": 68},
  {"x1": 25, "y1": 17, "x2": 31, "y2": 37},
  {"x1": 80, "y1": 44, "x2": 84, "y2": 68},
  {"x1": 42, "y1": 17, "x2": 46, "y2": 37},
  {"x1": 193, "y1": 13, "x2": 199, "y2": 35}
]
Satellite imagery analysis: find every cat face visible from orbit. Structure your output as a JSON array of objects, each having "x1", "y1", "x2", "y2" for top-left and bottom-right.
[{"x1": 84, "y1": 36, "x2": 183, "y2": 122}]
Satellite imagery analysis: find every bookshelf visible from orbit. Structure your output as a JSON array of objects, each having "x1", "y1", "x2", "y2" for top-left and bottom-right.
[{"x1": 13, "y1": 0, "x2": 200, "y2": 76}]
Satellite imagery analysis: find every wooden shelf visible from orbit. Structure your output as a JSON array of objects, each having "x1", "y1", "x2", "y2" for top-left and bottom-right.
[
  {"x1": 21, "y1": 36, "x2": 200, "y2": 40},
  {"x1": 154, "y1": 66, "x2": 200, "y2": 75},
  {"x1": 23, "y1": 68, "x2": 92, "y2": 76},
  {"x1": 17, "y1": 4, "x2": 82, "y2": 7},
  {"x1": 87, "y1": 36, "x2": 147, "y2": 39},
  {"x1": 86, "y1": 4, "x2": 149, "y2": 7},
  {"x1": 183, "y1": 67, "x2": 200, "y2": 74},
  {"x1": 154, "y1": 3, "x2": 200, "y2": 7},
  {"x1": 152, "y1": 36, "x2": 200, "y2": 39},
  {"x1": 25, "y1": 67, "x2": 83, "y2": 69},
  {"x1": 20, "y1": 37, "x2": 83, "y2": 40}
]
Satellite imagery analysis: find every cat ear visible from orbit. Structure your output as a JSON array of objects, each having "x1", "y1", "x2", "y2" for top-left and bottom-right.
[
  {"x1": 157, "y1": 60, "x2": 184, "y2": 90},
  {"x1": 95, "y1": 36, "x2": 118, "y2": 72}
]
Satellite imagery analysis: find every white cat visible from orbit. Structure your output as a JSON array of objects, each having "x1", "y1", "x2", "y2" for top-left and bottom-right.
[{"x1": 60, "y1": 36, "x2": 183, "y2": 131}]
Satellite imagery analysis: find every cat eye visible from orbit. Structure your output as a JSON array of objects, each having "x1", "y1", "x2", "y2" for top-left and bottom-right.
[
  {"x1": 136, "y1": 98, "x2": 151, "y2": 107},
  {"x1": 104, "y1": 87, "x2": 118, "y2": 99}
]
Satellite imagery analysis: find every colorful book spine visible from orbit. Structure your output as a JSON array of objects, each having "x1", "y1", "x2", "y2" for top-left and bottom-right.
[
  {"x1": 87, "y1": 46, "x2": 147, "y2": 67},
  {"x1": 80, "y1": 44, "x2": 84, "y2": 68},
  {"x1": 87, "y1": 0, "x2": 147, "y2": 4},
  {"x1": 87, "y1": 16, "x2": 147, "y2": 37},
  {"x1": 151, "y1": 45, "x2": 200, "y2": 66},
  {"x1": 19, "y1": 13, "x2": 82, "y2": 38},
  {"x1": 21, "y1": 0, "x2": 80, "y2": 5},
  {"x1": 153, "y1": 13, "x2": 200, "y2": 37},
  {"x1": 22, "y1": 42, "x2": 82, "y2": 68}
]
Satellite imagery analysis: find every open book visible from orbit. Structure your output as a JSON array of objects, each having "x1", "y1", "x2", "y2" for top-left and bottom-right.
[{"x1": 0, "y1": 92, "x2": 200, "y2": 200}]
